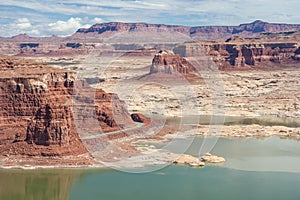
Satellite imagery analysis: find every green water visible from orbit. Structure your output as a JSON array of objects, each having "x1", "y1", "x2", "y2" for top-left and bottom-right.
[
  {"x1": 1, "y1": 137, "x2": 300, "y2": 200},
  {"x1": 69, "y1": 166, "x2": 300, "y2": 200},
  {"x1": 165, "y1": 115, "x2": 300, "y2": 127},
  {"x1": 188, "y1": 137, "x2": 300, "y2": 173}
]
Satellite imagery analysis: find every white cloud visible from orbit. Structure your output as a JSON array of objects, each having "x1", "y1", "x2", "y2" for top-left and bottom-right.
[
  {"x1": 91, "y1": 17, "x2": 104, "y2": 24},
  {"x1": 46, "y1": 17, "x2": 104, "y2": 35},
  {"x1": 15, "y1": 18, "x2": 32, "y2": 29},
  {"x1": 0, "y1": 17, "x2": 98, "y2": 37},
  {"x1": 0, "y1": 18, "x2": 36, "y2": 37},
  {"x1": 28, "y1": 29, "x2": 40, "y2": 35},
  {"x1": 48, "y1": 17, "x2": 82, "y2": 35}
]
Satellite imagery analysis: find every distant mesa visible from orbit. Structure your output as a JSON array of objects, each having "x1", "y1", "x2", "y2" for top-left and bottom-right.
[
  {"x1": 72, "y1": 20, "x2": 300, "y2": 40},
  {"x1": 2, "y1": 20, "x2": 300, "y2": 42}
]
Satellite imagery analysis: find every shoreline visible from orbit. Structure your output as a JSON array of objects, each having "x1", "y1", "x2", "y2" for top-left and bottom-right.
[
  {"x1": 1, "y1": 136, "x2": 298, "y2": 170},
  {"x1": 1, "y1": 113, "x2": 299, "y2": 170}
]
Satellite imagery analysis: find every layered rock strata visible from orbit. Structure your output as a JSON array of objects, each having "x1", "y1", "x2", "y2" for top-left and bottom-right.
[
  {"x1": 0, "y1": 55, "x2": 134, "y2": 156},
  {"x1": 75, "y1": 20, "x2": 300, "y2": 40},
  {"x1": 150, "y1": 50, "x2": 195, "y2": 75},
  {"x1": 173, "y1": 40, "x2": 300, "y2": 69}
]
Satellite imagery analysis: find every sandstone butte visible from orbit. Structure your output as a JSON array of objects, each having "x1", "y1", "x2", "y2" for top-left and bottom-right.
[
  {"x1": 0, "y1": 55, "x2": 136, "y2": 157},
  {"x1": 150, "y1": 50, "x2": 196, "y2": 75}
]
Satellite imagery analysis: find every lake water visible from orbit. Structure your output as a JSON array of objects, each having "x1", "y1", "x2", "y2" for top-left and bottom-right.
[
  {"x1": 165, "y1": 115, "x2": 300, "y2": 127},
  {"x1": 1, "y1": 137, "x2": 300, "y2": 200}
]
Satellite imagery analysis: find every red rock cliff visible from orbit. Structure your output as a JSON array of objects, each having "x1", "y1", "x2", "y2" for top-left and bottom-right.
[
  {"x1": 0, "y1": 56, "x2": 134, "y2": 156},
  {"x1": 173, "y1": 39, "x2": 300, "y2": 69}
]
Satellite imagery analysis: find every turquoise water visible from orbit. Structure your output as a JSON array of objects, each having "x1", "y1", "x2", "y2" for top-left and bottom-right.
[
  {"x1": 69, "y1": 166, "x2": 300, "y2": 200},
  {"x1": 188, "y1": 137, "x2": 300, "y2": 172},
  {"x1": 1, "y1": 137, "x2": 300, "y2": 200}
]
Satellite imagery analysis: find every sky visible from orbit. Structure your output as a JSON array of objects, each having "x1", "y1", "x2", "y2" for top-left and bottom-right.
[{"x1": 0, "y1": 0, "x2": 298, "y2": 37}]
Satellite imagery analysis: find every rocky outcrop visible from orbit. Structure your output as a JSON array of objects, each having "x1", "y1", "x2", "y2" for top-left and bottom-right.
[
  {"x1": 173, "y1": 154, "x2": 205, "y2": 167},
  {"x1": 173, "y1": 153, "x2": 225, "y2": 167},
  {"x1": 0, "y1": 55, "x2": 134, "y2": 156},
  {"x1": 201, "y1": 153, "x2": 225, "y2": 163},
  {"x1": 150, "y1": 50, "x2": 195, "y2": 75},
  {"x1": 130, "y1": 113, "x2": 147, "y2": 123},
  {"x1": 173, "y1": 40, "x2": 300, "y2": 69}
]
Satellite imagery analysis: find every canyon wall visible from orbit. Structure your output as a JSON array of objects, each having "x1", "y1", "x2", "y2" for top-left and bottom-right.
[
  {"x1": 0, "y1": 56, "x2": 134, "y2": 156},
  {"x1": 173, "y1": 40, "x2": 300, "y2": 69}
]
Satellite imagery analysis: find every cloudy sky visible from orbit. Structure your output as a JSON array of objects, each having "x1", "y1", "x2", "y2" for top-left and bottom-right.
[{"x1": 0, "y1": 0, "x2": 298, "y2": 37}]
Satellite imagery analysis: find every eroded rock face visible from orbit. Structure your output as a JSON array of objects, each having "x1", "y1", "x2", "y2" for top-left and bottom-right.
[
  {"x1": 0, "y1": 55, "x2": 134, "y2": 156},
  {"x1": 150, "y1": 50, "x2": 195, "y2": 75},
  {"x1": 174, "y1": 40, "x2": 300, "y2": 69}
]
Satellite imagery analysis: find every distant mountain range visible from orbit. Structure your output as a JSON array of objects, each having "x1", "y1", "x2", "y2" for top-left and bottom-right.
[{"x1": 2, "y1": 20, "x2": 300, "y2": 42}]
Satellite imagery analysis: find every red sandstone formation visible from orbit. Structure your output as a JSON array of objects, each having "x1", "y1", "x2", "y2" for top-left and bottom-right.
[
  {"x1": 0, "y1": 55, "x2": 134, "y2": 156},
  {"x1": 150, "y1": 50, "x2": 195, "y2": 75},
  {"x1": 173, "y1": 39, "x2": 300, "y2": 69}
]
